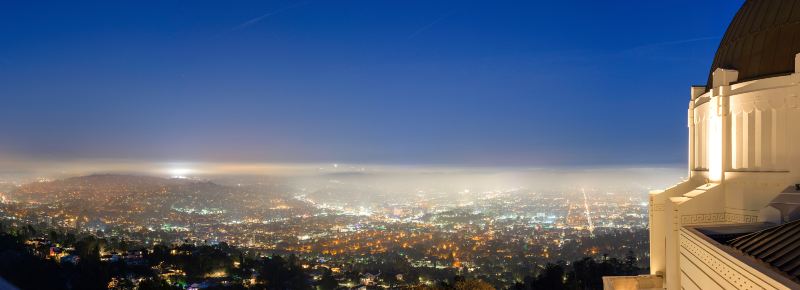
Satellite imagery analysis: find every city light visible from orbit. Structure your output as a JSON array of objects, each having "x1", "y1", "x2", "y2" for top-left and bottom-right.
[{"x1": 168, "y1": 167, "x2": 193, "y2": 178}]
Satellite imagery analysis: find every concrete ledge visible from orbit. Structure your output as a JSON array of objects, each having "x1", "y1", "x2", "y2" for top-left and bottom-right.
[{"x1": 602, "y1": 275, "x2": 664, "y2": 290}]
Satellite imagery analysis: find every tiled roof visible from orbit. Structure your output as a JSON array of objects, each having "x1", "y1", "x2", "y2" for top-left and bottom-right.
[{"x1": 726, "y1": 219, "x2": 800, "y2": 280}]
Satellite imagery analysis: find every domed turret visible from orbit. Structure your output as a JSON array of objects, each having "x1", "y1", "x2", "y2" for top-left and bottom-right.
[
  {"x1": 707, "y1": 0, "x2": 800, "y2": 89},
  {"x1": 643, "y1": 1, "x2": 800, "y2": 289}
]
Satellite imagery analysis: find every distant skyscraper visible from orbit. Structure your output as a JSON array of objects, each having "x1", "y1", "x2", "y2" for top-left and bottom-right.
[{"x1": 606, "y1": 1, "x2": 800, "y2": 289}]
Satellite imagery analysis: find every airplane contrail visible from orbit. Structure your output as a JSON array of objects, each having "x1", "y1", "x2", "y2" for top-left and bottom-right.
[
  {"x1": 231, "y1": 1, "x2": 308, "y2": 32},
  {"x1": 408, "y1": 10, "x2": 455, "y2": 40}
]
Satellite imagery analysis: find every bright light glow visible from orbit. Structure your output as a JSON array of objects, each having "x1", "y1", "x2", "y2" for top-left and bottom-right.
[
  {"x1": 708, "y1": 98, "x2": 723, "y2": 181},
  {"x1": 168, "y1": 168, "x2": 193, "y2": 177}
]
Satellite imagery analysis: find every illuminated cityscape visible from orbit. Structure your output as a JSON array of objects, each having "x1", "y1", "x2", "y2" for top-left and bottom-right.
[{"x1": 0, "y1": 172, "x2": 654, "y2": 289}]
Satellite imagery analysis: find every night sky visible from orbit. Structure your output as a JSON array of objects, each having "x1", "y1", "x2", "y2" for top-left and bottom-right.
[{"x1": 0, "y1": 1, "x2": 744, "y2": 166}]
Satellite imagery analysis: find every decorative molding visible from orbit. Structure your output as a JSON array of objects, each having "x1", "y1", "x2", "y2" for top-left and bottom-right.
[
  {"x1": 729, "y1": 95, "x2": 789, "y2": 113},
  {"x1": 681, "y1": 213, "x2": 726, "y2": 225},
  {"x1": 680, "y1": 232, "x2": 761, "y2": 290},
  {"x1": 725, "y1": 213, "x2": 759, "y2": 224},
  {"x1": 680, "y1": 213, "x2": 758, "y2": 225}
]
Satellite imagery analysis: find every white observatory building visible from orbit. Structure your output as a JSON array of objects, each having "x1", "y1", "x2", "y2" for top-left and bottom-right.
[{"x1": 606, "y1": 0, "x2": 800, "y2": 289}]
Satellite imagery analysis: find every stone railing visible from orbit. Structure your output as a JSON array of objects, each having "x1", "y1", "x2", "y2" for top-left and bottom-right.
[
  {"x1": 679, "y1": 228, "x2": 794, "y2": 290},
  {"x1": 602, "y1": 275, "x2": 664, "y2": 290}
]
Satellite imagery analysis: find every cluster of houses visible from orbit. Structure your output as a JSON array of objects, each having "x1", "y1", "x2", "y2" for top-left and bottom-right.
[
  {"x1": 23, "y1": 237, "x2": 147, "y2": 266},
  {"x1": 24, "y1": 238, "x2": 79, "y2": 265},
  {"x1": 99, "y1": 250, "x2": 146, "y2": 266}
]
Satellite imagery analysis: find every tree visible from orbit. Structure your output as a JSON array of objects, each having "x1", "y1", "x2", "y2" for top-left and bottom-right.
[
  {"x1": 317, "y1": 268, "x2": 338, "y2": 290},
  {"x1": 452, "y1": 279, "x2": 494, "y2": 290},
  {"x1": 49, "y1": 230, "x2": 59, "y2": 243},
  {"x1": 0, "y1": 232, "x2": 66, "y2": 290},
  {"x1": 256, "y1": 255, "x2": 311, "y2": 290},
  {"x1": 137, "y1": 278, "x2": 181, "y2": 290},
  {"x1": 409, "y1": 278, "x2": 495, "y2": 290},
  {"x1": 531, "y1": 263, "x2": 566, "y2": 290},
  {"x1": 514, "y1": 255, "x2": 646, "y2": 290}
]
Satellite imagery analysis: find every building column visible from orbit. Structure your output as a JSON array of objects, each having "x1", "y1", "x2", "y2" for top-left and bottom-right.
[
  {"x1": 664, "y1": 197, "x2": 686, "y2": 290},
  {"x1": 689, "y1": 86, "x2": 704, "y2": 179},
  {"x1": 719, "y1": 85, "x2": 731, "y2": 181},
  {"x1": 649, "y1": 191, "x2": 665, "y2": 276},
  {"x1": 710, "y1": 68, "x2": 738, "y2": 183}
]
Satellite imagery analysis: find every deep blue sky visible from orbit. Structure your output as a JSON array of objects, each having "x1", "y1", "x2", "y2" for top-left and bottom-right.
[{"x1": 0, "y1": 1, "x2": 744, "y2": 166}]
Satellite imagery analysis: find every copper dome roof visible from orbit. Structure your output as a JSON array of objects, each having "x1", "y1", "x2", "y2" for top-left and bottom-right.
[{"x1": 707, "y1": 0, "x2": 800, "y2": 89}]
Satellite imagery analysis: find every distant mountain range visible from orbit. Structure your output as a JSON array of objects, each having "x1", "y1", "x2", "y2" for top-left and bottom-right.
[
  {"x1": 10, "y1": 174, "x2": 230, "y2": 203},
  {"x1": 15, "y1": 174, "x2": 312, "y2": 216}
]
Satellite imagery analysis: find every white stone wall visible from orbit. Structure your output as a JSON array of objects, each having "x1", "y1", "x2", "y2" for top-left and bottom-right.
[
  {"x1": 691, "y1": 72, "x2": 800, "y2": 176},
  {"x1": 679, "y1": 228, "x2": 792, "y2": 290}
]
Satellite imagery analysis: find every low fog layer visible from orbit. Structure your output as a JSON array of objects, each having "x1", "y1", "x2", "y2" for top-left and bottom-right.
[{"x1": 0, "y1": 158, "x2": 685, "y2": 196}]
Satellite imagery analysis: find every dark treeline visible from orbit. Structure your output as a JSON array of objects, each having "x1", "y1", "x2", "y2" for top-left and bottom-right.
[
  {"x1": 0, "y1": 222, "x2": 644, "y2": 290},
  {"x1": 510, "y1": 254, "x2": 644, "y2": 290},
  {"x1": 0, "y1": 223, "x2": 310, "y2": 290}
]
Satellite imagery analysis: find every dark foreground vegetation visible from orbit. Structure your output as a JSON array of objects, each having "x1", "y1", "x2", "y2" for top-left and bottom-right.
[{"x1": 0, "y1": 222, "x2": 644, "y2": 290}]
